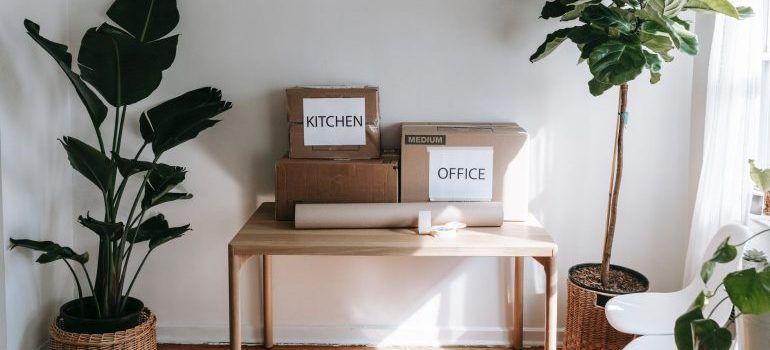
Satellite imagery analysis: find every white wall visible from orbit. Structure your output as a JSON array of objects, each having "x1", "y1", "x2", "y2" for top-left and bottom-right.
[
  {"x1": 0, "y1": 2, "x2": 76, "y2": 349},
  {"x1": 0, "y1": 0, "x2": 696, "y2": 347}
]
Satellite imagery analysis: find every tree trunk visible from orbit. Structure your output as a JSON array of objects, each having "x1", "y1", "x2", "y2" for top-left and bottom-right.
[{"x1": 600, "y1": 83, "x2": 628, "y2": 287}]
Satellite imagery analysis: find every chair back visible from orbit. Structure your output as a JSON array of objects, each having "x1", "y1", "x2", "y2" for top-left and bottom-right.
[{"x1": 685, "y1": 223, "x2": 750, "y2": 325}]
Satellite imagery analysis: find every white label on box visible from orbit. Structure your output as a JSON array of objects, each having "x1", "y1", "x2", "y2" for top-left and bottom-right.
[
  {"x1": 303, "y1": 98, "x2": 366, "y2": 146},
  {"x1": 428, "y1": 147, "x2": 494, "y2": 201}
]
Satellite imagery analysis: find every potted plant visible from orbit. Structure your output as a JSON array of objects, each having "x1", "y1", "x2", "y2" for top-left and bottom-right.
[
  {"x1": 749, "y1": 160, "x2": 770, "y2": 215},
  {"x1": 9, "y1": 0, "x2": 231, "y2": 347},
  {"x1": 675, "y1": 235, "x2": 770, "y2": 350},
  {"x1": 530, "y1": 1, "x2": 751, "y2": 349}
]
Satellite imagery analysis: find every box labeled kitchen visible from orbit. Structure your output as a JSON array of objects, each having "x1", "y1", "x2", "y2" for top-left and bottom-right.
[
  {"x1": 286, "y1": 86, "x2": 380, "y2": 159},
  {"x1": 275, "y1": 153, "x2": 399, "y2": 220},
  {"x1": 400, "y1": 122, "x2": 529, "y2": 221}
]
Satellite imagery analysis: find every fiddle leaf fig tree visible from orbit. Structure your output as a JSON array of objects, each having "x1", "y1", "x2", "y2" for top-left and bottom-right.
[
  {"x1": 10, "y1": 0, "x2": 231, "y2": 319},
  {"x1": 531, "y1": 0, "x2": 751, "y2": 288}
]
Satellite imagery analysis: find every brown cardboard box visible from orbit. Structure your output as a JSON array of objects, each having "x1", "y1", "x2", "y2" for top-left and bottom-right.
[
  {"x1": 288, "y1": 123, "x2": 381, "y2": 159},
  {"x1": 400, "y1": 122, "x2": 529, "y2": 221},
  {"x1": 275, "y1": 153, "x2": 399, "y2": 220},
  {"x1": 286, "y1": 86, "x2": 381, "y2": 159}
]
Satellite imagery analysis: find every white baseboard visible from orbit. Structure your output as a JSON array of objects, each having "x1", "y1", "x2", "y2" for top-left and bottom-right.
[{"x1": 157, "y1": 324, "x2": 564, "y2": 347}]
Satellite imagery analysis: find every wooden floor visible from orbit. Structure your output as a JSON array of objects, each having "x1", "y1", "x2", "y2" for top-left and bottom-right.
[{"x1": 158, "y1": 346, "x2": 549, "y2": 350}]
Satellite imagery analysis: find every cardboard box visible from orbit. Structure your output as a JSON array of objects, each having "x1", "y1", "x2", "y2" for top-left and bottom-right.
[
  {"x1": 275, "y1": 153, "x2": 399, "y2": 220},
  {"x1": 400, "y1": 122, "x2": 529, "y2": 221},
  {"x1": 286, "y1": 86, "x2": 380, "y2": 159},
  {"x1": 288, "y1": 123, "x2": 380, "y2": 159}
]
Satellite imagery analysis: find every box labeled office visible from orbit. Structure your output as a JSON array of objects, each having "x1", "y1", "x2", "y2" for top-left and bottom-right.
[
  {"x1": 286, "y1": 86, "x2": 380, "y2": 159},
  {"x1": 400, "y1": 122, "x2": 529, "y2": 221},
  {"x1": 275, "y1": 153, "x2": 399, "y2": 220}
]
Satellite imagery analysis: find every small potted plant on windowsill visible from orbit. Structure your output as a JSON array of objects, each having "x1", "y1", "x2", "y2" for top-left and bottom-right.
[
  {"x1": 9, "y1": 0, "x2": 231, "y2": 348},
  {"x1": 530, "y1": 0, "x2": 751, "y2": 349},
  {"x1": 749, "y1": 160, "x2": 770, "y2": 215},
  {"x1": 675, "y1": 236, "x2": 770, "y2": 350}
]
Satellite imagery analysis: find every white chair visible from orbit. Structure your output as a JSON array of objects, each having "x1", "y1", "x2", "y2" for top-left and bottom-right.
[
  {"x1": 605, "y1": 223, "x2": 750, "y2": 349},
  {"x1": 622, "y1": 335, "x2": 677, "y2": 350}
]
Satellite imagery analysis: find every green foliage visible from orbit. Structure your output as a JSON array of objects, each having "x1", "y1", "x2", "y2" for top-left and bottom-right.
[
  {"x1": 749, "y1": 159, "x2": 770, "y2": 192},
  {"x1": 11, "y1": 0, "x2": 230, "y2": 320},
  {"x1": 675, "y1": 230, "x2": 770, "y2": 350},
  {"x1": 531, "y1": 0, "x2": 750, "y2": 95}
]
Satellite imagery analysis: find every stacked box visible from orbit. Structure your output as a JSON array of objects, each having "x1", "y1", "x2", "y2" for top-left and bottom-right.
[
  {"x1": 275, "y1": 153, "x2": 399, "y2": 220},
  {"x1": 286, "y1": 86, "x2": 380, "y2": 159},
  {"x1": 400, "y1": 122, "x2": 529, "y2": 221}
]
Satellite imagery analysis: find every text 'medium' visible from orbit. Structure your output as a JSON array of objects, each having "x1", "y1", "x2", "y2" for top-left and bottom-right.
[
  {"x1": 428, "y1": 146, "x2": 494, "y2": 201},
  {"x1": 303, "y1": 97, "x2": 366, "y2": 146}
]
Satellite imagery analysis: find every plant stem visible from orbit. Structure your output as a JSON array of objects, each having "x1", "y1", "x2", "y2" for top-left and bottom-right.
[
  {"x1": 112, "y1": 142, "x2": 149, "y2": 213},
  {"x1": 63, "y1": 259, "x2": 84, "y2": 317},
  {"x1": 601, "y1": 83, "x2": 628, "y2": 287},
  {"x1": 79, "y1": 262, "x2": 102, "y2": 319},
  {"x1": 120, "y1": 249, "x2": 152, "y2": 312},
  {"x1": 111, "y1": 107, "x2": 120, "y2": 154},
  {"x1": 115, "y1": 106, "x2": 127, "y2": 155},
  {"x1": 736, "y1": 228, "x2": 770, "y2": 246},
  {"x1": 117, "y1": 210, "x2": 146, "y2": 298},
  {"x1": 706, "y1": 296, "x2": 729, "y2": 319}
]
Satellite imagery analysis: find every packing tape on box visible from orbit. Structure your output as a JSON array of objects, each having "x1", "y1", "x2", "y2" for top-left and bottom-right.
[{"x1": 294, "y1": 202, "x2": 504, "y2": 229}]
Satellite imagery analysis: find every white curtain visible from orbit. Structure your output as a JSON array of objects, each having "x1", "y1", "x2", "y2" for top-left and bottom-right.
[{"x1": 685, "y1": 1, "x2": 767, "y2": 282}]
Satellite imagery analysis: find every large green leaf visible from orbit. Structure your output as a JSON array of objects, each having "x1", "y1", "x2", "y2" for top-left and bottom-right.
[
  {"x1": 140, "y1": 87, "x2": 232, "y2": 155},
  {"x1": 639, "y1": 31, "x2": 674, "y2": 62},
  {"x1": 643, "y1": 50, "x2": 662, "y2": 83},
  {"x1": 9, "y1": 238, "x2": 89, "y2": 264},
  {"x1": 60, "y1": 137, "x2": 115, "y2": 193},
  {"x1": 126, "y1": 214, "x2": 190, "y2": 250},
  {"x1": 141, "y1": 164, "x2": 192, "y2": 210},
  {"x1": 649, "y1": 0, "x2": 688, "y2": 17},
  {"x1": 724, "y1": 268, "x2": 770, "y2": 315},
  {"x1": 684, "y1": 0, "x2": 741, "y2": 18},
  {"x1": 675, "y1": 306, "x2": 704, "y2": 350},
  {"x1": 588, "y1": 39, "x2": 646, "y2": 87},
  {"x1": 541, "y1": 1, "x2": 573, "y2": 19},
  {"x1": 700, "y1": 237, "x2": 737, "y2": 283},
  {"x1": 749, "y1": 159, "x2": 770, "y2": 192},
  {"x1": 638, "y1": 13, "x2": 698, "y2": 55},
  {"x1": 588, "y1": 78, "x2": 613, "y2": 95},
  {"x1": 530, "y1": 27, "x2": 579, "y2": 62},
  {"x1": 24, "y1": 20, "x2": 107, "y2": 130},
  {"x1": 691, "y1": 319, "x2": 733, "y2": 350},
  {"x1": 78, "y1": 214, "x2": 124, "y2": 241},
  {"x1": 77, "y1": 23, "x2": 178, "y2": 107},
  {"x1": 107, "y1": 0, "x2": 179, "y2": 42},
  {"x1": 112, "y1": 152, "x2": 155, "y2": 178},
  {"x1": 580, "y1": 5, "x2": 634, "y2": 33}
]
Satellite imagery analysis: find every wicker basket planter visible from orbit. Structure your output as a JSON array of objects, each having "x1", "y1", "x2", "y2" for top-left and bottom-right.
[
  {"x1": 49, "y1": 308, "x2": 157, "y2": 350},
  {"x1": 563, "y1": 264, "x2": 649, "y2": 350}
]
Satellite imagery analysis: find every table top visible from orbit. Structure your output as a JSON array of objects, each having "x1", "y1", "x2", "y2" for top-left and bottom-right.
[{"x1": 229, "y1": 203, "x2": 557, "y2": 257}]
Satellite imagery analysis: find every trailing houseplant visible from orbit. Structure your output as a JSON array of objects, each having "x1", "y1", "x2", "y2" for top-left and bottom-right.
[
  {"x1": 531, "y1": 0, "x2": 751, "y2": 348},
  {"x1": 9, "y1": 0, "x2": 231, "y2": 335},
  {"x1": 674, "y1": 232, "x2": 770, "y2": 350}
]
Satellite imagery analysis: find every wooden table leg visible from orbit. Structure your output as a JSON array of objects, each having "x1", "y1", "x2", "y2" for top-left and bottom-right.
[
  {"x1": 535, "y1": 255, "x2": 557, "y2": 350},
  {"x1": 263, "y1": 255, "x2": 274, "y2": 348},
  {"x1": 512, "y1": 257, "x2": 524, "y2": 350},
  {"x1": 229, "y1": 247, "x2": 248, "y2": 350}
]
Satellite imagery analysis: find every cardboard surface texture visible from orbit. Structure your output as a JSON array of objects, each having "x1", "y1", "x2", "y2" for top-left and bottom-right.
[
  {"x1": 400, "y1": 122, "x2": 529, "y2": 221},
  {"x1": 289, "y1": 123, "x2": 380, "y2": 159},
  {"x1": 286, "y1": 86, "x2": 381, "y2": 159},
  {"x1": 275, "y1": 153, "x2": 399, "y2": 220}
]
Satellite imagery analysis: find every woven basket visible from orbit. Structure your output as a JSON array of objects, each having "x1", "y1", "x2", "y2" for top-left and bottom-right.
[
  {"x1": 563, "y1": 264, "x2": 649, "y2": 350},
  {"x1": 49, "y1": 308, "x2": 157, "y2": 350}
]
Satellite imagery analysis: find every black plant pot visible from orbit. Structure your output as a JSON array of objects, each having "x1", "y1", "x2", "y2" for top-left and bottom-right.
[{"x1": 58, "y1": 297, "x2": 144, "y2": 334}]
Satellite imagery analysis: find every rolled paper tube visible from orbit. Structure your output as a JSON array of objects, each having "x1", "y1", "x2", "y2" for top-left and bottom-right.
[{"x1": 294, "y1": 202, "x2": 504, "y2": 229}]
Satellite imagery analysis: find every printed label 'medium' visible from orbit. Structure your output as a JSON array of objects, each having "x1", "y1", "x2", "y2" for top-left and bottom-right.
[
  {"x1": 405, "y1": 134, "x2": 446, "y2": 145},
  {"x1": 303, "y1": 98, "x2": 365, "y2": 146}
]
